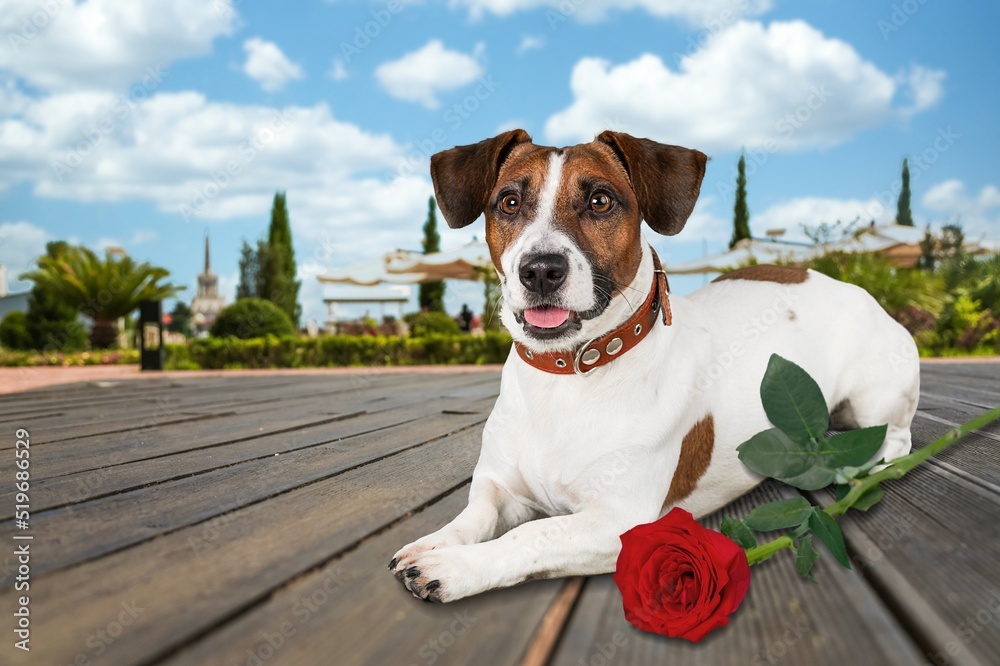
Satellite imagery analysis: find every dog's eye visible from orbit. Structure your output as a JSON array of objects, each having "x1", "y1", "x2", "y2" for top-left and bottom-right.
[
  {"x1": 499, "y1": 193, "x2": 521, "y2": 215},
  {"x1": 590, "y1": 192, "x2": 614, "y2": 214}
]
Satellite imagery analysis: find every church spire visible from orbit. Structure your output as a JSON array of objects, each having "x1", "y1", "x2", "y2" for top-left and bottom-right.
[{"x1": 204, "y1": 233, "x2": 211, "y2": 274}]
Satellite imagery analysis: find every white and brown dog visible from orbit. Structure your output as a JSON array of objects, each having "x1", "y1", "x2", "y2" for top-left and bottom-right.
[{"x1": 390, "y1": 130, "x2": 920, "y2": 602}]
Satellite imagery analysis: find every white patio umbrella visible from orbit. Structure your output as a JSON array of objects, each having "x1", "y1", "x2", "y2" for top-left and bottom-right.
[
  {"x1": 385, "y1": 240, "x2": 492, "y2": 281},
  {"x1": 317, "y1": 255, "x2": 427, "y2": 286}
]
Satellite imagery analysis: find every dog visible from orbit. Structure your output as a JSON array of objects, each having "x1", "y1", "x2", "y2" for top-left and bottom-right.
[{"x1": 389, "y1": 129, "x2": 920, "y2": 602}]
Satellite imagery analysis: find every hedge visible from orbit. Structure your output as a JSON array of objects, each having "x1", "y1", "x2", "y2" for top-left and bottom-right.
[
  {"x1": 0, "y1": 349, "x2": 140, "y2": 367},
  {"x1": 163, "y1": 332, "x2": 513, "y2": 370}
]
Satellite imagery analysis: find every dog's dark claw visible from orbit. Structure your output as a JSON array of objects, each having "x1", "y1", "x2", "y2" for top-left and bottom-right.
[
  {"x1": 405, "y1": 566, "x2": 420, "y2": 578},
  {"x1": 425, "y1": 580, "x2": 440, "y2": 592},
  {"x1": 388, "y1": 558, "x2": 397, "y2": 570}
]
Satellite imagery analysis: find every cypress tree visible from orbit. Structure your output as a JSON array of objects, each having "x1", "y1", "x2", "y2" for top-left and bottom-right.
[
  {"x1": 259, "y1": 191, "x2": 301, "y2": 326},
  {"x1": 730, "y1": 152, "x2": 751, "y2": 249},
  {"x1": 419, "y1": 196, "x2": 446, "y2": 312},
  {"x1": 897, "y1": 158, "x2": 913, "y2": 226}
]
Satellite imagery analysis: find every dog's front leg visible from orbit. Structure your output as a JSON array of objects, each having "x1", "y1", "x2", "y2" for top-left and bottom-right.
[
  {"x1": 395, "y1": 509, "x2": 636, "y2": 603},
  {"x1": 390, "y1": 477, "x2": 536, "y2": 576}
]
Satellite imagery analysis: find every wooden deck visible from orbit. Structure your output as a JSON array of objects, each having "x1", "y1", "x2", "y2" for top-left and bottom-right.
[{"x1": 2, "y1": 362, "x2": 999, "y2": 666}]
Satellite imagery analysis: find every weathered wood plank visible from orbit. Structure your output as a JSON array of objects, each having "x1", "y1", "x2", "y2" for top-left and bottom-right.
[
  {"x1": 0, "y1": 396, "x2": 496, "y2": 519},
  {"x1": 1, "y1": 410, "x2": 488, "y2": 575},
  {"x1": 818, "y1": 461, "x2": 1000, "y2": 665},
  {"x1": 157, "y1": 488, "x2": 565, "y2": 666},
  {"x1": 13, "y1": 428, "x2": 482, "y2": 666},
  {"x1": 0, "y1": 374, "x2": 497, "y2": 480},
  {"x1": 7, "y1": 373, "x2": 483, "y2": 444},
  {"x1": 549, "y1": 480, "x2": 925, "y2": 666}
]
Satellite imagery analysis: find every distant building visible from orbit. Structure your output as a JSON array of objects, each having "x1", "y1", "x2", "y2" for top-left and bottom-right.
[
  {"x1": 190, "y1": 236, "x2": 226, "y2": 335},
  {"x1": 0, "y1": 264, "x2": 31, "y2": 321}
]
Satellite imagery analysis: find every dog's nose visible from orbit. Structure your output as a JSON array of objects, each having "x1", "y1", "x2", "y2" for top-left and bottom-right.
[{"x1": 519, "y1": 253, "x2": 568, "y2": 296}]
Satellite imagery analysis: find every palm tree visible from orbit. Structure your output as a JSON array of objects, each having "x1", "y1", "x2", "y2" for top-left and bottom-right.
[{"x1": 20, "y1": 246, "x2": 184, "y2": 348}]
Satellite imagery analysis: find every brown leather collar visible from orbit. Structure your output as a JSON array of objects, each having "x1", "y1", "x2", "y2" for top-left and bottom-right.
[{"x1": 513, "y1": 249, "x2": 672, "y2": 376}]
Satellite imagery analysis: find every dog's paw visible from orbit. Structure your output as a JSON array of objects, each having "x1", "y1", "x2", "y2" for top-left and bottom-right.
[
  {"x1": 388, "y1": 546, "x2": 476, "y2": 603},
  {"x1": 388, "y1": 534, "x2": 450, "y2": 580}
]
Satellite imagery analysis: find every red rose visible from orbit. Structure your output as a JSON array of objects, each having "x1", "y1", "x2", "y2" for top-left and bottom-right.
[{"x1": 613, "y1": 508, "x2": 751, "y2": 642}]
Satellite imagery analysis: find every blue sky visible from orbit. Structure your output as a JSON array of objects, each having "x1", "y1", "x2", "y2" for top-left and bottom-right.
[{"x1": 1, "y1": 0, "x2": 998, "y2": 323}]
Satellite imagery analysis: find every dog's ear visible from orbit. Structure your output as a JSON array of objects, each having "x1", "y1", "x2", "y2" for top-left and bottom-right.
[
  {"x1": 596, "y1": 131, "x2": 707, "y2": 236},
  {"x1": 430, "y1": 129, "x2": 532, "y2": 229}
]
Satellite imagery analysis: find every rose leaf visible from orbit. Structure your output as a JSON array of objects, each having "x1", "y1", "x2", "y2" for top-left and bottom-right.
[
  {"x1": 782, "y1": 464, "x2": 837, "y2": 491},
  {"x1": 852, "y1": 485, "x2": 886, "y2": 512},
  {"x1": 737, "y1": 428, "x2": 816, "y2": 479},
  {"x1": 808, "y1": 508, "x2": 851, "y2": 569},
  {"x1": 721, "y1": 516, "x2": 757, "y2": 549},
  {"x1": 824, "y1": 425, "x2": 888, "y2": 468},
  {"x1": 744, "y1": 497, "x2": 813, "y2": 532},
  {"x1": 759, "y1": 354, "x2": 830, "y2": 444},
  {"x1": 795, "y1": 534, "x2": 821, "y2": 583}
]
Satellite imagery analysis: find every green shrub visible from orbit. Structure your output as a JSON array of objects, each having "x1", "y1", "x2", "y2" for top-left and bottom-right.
[
  {"x1": 0, "y1": 312, "x2": 32, "y2": 350},
  {"x1": 210, "y1": 298, "x2": 295, "y2": 339},
  {"x1": 807, "y1": 251, "x2": 944, "y2": 316},
  {"x1": 163, "y1": 332, "x2": 512, "y2": 369},
  {"x1": 406, "y1": 311, "x2": 461, "y2": 337}
]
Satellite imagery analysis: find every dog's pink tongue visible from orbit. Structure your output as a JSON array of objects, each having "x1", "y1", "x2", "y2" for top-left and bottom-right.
[{"x1": 523, "y1": 307, "x2": 569, "y2": 329}]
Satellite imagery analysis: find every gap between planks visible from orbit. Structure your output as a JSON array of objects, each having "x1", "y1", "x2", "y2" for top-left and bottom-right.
[{"x1": 520, "y1": 577, "x2": 587, "y2": 666}]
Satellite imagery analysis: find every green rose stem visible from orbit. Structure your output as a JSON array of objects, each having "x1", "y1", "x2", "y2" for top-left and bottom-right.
[{"x1": 744, "y1": 404, "x2": 1000, "y2": 567}]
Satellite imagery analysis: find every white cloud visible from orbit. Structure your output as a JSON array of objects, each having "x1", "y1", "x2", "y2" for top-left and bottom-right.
[
  {"x1": 449, "y1": 0, "x2": 771, "y2": 23},
  {"x1": 516, "y1": 35, "x2": 544, "y2": 53},
  {"x1": 0, "y1": 221, "x2": 50, "y2": 293},
  {"x1": 328, "y1": 59, "x2": 349, "y2": 82},
  {"x1": 751, "y1": 197, "x2": 896, "y2": 242},
  {"x1": 897, "y1": 66, "x2": 946, "y2": 118},
  {"x1": 131, "y1": 229, "x2": 159, "y2": 245},
  {"x1": 922, "y1": 180, "x2": 1000, "y2": 238},
  {"x1": 375, "y1": 40, "x2": 484, "y2": 108},
  {"x1": 0, "y1": 88, "x2": 438, "y2": 287},
  {"x1": 544, "y1": 21, "x2": 944, "y2": 152},
  {"x1": 0, "y1": 0, "x2": 236, "y2": 91},
  {"x1": 242, "y1": 38, "x2": 303, "y2": 92}
]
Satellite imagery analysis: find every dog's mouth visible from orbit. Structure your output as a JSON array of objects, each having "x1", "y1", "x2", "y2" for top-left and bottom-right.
[
  {"x1": 515, "y1": 307, "x2": 583, "y2": 339},
  {"x1": 510, "y1": 270, "x2": 615, "y2": 341}
]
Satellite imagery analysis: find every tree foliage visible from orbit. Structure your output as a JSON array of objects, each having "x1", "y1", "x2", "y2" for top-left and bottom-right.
[
  {"x1": 730, "y1": 153, "x2": 751, "y2": 249},
  {"x1": 235, "y1": 192, "x2": 301, "y2": 328},
  {"x1": 240, "y1": 192, "x2": 302, "y2": 327},
  {"x1": 420, "y1": 196, "x2": 446, "y2": 312},
  {"x1": 0, "y1": 311, "x2": 32, "y2": 350},
  {"x1": 19, "y1": 245, "x2": 183, "y2": 348},
  {"x1": 236, "y1": 240, "x2": 261, "y2": 300},
  {"x1": 262, "y1": 192, "x2": 301, "y2": 326},
  {"x1": 25, "y1": 241, "x2": 87, "y2": 351},
  {"x1": 168, "y1": 301, "x2": 192, "y2": 336},
  {"x1": 896, "y1": 158, "x2": 913, "y2": 226}
]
